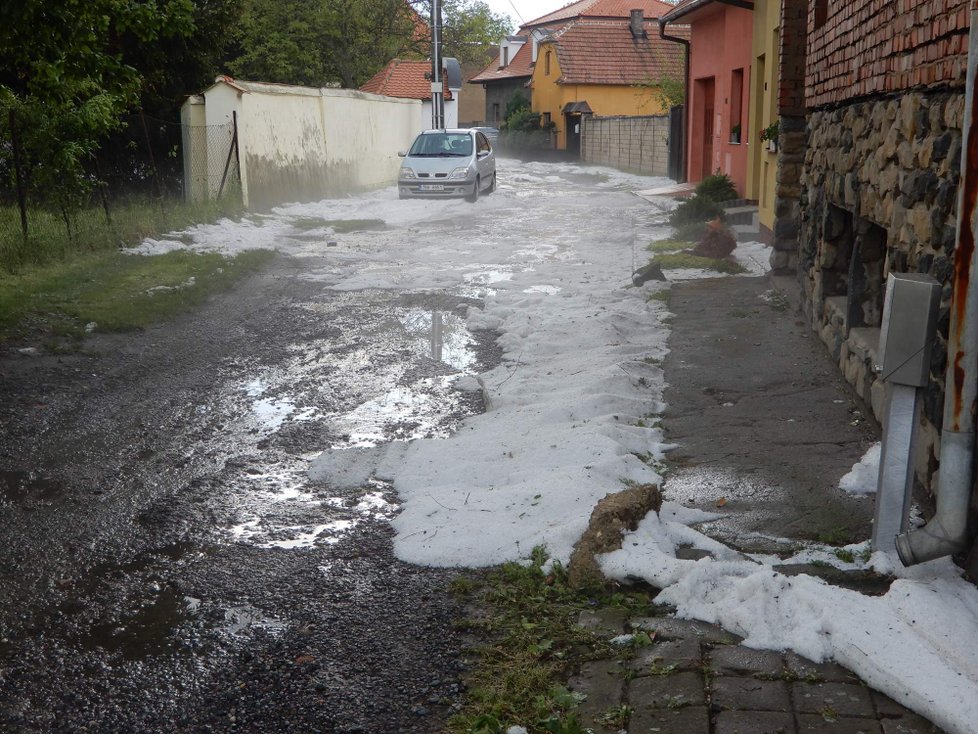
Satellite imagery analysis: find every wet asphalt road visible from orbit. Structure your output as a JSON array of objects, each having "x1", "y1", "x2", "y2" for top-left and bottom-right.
[{"x1": 0, "y1": 163, "x2": 657, "y2": 732}]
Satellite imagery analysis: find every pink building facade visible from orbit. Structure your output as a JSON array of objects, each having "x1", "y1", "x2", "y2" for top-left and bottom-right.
[{"x1": 662, "y1": 0, "x2": 754, "y2": 195}]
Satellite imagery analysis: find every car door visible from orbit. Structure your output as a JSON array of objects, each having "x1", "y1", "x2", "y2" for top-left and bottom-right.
[{"x1": 475, "y1": 132, "x2": 494, "y2": 186}]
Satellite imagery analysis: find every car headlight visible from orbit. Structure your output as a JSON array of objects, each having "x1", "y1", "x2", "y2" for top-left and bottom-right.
[
  {"x1": 399, "y1": 166, "x2": 416, "y2": 179},
  {"x1": 449, "y1": 167, "x2": 469, "y2": 179}
]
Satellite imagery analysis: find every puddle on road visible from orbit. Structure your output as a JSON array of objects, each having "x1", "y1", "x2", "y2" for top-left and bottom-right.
[
  {"x1": 0, "y1": 470, "x2": 63, "y2": 504},
  {"x1": 331, "y1": 378, "x2": 459, "y2": 448},
  {"x1": 459, "y1": 267, "x2": 515, "y2": 298},
  {"x1": 244, "y1": 378, "x2": 319, "y2": 432},
  {"x1": 81, "y1": 587, "x2": 190, "y2": 660},
  {"x1": 401, "y1": 309, "x2": 475, "y2": 372},
  {"x1": 213, "y1": 295, "x2": 484, "y2": 550}
]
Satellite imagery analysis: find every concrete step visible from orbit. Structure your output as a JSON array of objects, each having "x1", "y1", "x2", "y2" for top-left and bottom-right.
[{"x1": 723, "y1": 204, "x2": 759, "y2": 226}]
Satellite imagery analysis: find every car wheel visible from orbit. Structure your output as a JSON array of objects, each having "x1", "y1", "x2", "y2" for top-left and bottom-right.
[
  {"x1": 466, "y1": 177, "x2": 480, "y2": 203},
  {"x1": 486, "y1": 173, "x2": 496, "y2": 194}
]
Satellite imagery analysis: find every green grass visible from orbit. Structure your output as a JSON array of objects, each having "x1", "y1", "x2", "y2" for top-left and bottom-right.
[
  {"x1": 0, "y1": 198, "x2": 243, "y2": 273},
  {"x1": 0, "y1": 248, "x2": 274, "y2": 342},
  {"x1": 447, "y1": 549, "x2": 655, "y2": 734},
  {"x1": 647, "y1": 239, "x2": 687, "y2": 253},
  {"x1": 650, "y1": 253, "x2": 746, "y2": 275}
]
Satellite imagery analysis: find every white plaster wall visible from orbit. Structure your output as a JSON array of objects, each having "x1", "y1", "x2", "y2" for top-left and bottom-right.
[
  {"x1": 189, "y1": 80, "x2": 421, "y2": 209},
  {"x1": 318, "y1": 88, "x2": 419, "y2": 196},
  {"x1": 238, "y1": 88, "x2": 329, "y2": 208},
  {"x1": 180, "y1": 97, "x2": 208, "y2": 201}
]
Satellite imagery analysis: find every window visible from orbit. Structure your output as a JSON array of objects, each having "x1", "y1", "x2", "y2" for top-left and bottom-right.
[
  {"x1": 730, "y1": 68, "x2": 744, "y2": 143},
  {"x1": 813, "y1": 0, "x2": 828, "y2": 29},
  {"x1": 491, "y1": 103, "x2": 500, "y2": 123},
  {"x1": 545, "y1": 50, "x2": 552, "y2": 76},
  {"x1": 502, "y1": 46, "x2": 509, "y2": 67},
  {"x1": 542, "y1": 112, "x2": 551, "y2": 127}
]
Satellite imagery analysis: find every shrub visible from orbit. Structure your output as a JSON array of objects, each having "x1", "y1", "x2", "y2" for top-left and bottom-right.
[
  {"x1": 672, "y1": 221, "x2": 709, "y2": 242},
  {"x1": 668, "y1": 194, "x2": 724, "y2": 229},
  {"x1": 695, "y1": 173, "x2": 738, "y2": 203}
]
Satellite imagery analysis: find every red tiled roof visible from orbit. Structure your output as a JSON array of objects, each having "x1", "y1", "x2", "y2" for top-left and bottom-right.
[
  {"x1": 547, "y1": 19, "x2": 687, "y2": 85},
  {"x1": 360, "y1": 59, "x2": 452, "y2": 100},
  {"x1": 469, "y1": 40, "x2": 534, "y2": 83},
  {"x1": 526, "y1": 0, "x2": 675, "y2": 26},
  {"x1": 660, "y1": 0, "x2": 753, "y2": 24}
]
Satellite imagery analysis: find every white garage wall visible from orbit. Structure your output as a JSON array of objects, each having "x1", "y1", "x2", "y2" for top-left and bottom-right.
[{"x1": 183, "y1": 78, "x2": 421, "y2": 209}]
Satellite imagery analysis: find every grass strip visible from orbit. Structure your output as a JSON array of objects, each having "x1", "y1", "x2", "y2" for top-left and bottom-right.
[
  {"x1": 650, "y1": 253, "x2": 746, "y2": 275},
  {"x1": 0, "y1": 248, "x2": 274, "y2": 342},
  {"x1": 447, "y1": 549, "x2": 656, "y2": 734}
]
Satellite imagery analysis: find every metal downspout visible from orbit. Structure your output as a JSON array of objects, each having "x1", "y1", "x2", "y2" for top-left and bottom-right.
[
  {"x1": 657, "y1": 21, "x2": 690, "y2": 183},
  {"x1": 895, "y1": 3, "x2": 978, "y2": 566}
]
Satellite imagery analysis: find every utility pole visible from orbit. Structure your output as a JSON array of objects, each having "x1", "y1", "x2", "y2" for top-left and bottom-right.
[{"x1": 430, "y1": 0, "x2": 444, "y2": 129}]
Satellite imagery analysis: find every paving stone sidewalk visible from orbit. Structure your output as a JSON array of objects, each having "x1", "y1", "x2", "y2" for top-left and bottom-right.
[{"x1": 568, "y1": 608, "x2": 942, "y2": 734}]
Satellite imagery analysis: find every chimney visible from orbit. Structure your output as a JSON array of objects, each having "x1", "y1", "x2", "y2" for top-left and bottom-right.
[{"x1": 630, "y1": 9, "x2": 645, "y2": 38}]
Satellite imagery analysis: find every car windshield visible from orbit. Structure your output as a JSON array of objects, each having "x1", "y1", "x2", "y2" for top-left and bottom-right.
[{"x1": 408, "y1": 133, "x2": 473, "y2": 157}]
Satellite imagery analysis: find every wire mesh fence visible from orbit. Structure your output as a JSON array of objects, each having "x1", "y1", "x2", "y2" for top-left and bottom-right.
[{"x1": 0, "y1": 109, "x2": 240, "y2": 247}]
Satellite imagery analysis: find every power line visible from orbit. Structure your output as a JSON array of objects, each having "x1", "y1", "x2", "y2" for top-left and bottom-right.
[{"x1": 506, "y1": 0, "x2": 525, "y2": 25}]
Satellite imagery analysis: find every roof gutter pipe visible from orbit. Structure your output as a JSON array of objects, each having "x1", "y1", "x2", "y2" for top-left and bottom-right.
[
  {"x1": 657, "y1": 20, "x2": 689, "y2": 183},
  {"x1": 896, "y1": 4, "x2": 978, "y2": 566}
]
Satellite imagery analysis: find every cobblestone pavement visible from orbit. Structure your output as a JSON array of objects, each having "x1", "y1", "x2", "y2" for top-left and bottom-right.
[{"x1": 569, "y1": 608, "x2": 943, "y2": 734}]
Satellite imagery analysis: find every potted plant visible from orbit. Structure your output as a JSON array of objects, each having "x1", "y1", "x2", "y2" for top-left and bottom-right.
[
  {"x1": 730, "y1": 123, "x2": 741, "y2": 144},
  {"x1": 759, "y1": 120, "x2": 780, "y2": 152}
]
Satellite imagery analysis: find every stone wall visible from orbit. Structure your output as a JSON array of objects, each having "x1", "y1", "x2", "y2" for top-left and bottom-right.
[
  {"x1": 580, "y1": 114, "x2": 670, "y2": 177},
  {"x1": 800, "y1": 89, "x2": 965, "y2": 489}
]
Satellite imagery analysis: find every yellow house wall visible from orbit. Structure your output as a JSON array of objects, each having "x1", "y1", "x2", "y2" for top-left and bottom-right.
[
  {"x1": 531, "y1": 43, "x2": 668, "y2": 150},
  {"x1": 747, "y1": 0, "x2": 780, "y2": 234}
]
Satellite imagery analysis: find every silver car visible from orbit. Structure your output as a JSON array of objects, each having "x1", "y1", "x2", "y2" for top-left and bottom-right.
[{"x1": 398, "y1": 129, "x2": 496, "y2": 202}]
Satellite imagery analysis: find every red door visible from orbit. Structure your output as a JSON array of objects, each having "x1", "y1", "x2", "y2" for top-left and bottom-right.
[{"x1": 702, "y1": 78, "x2": 715, "y2": 180}]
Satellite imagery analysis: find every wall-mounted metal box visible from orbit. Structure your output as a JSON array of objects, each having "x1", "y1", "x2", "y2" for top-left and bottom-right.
[{"x1": 877, "y1": 273, "x2": 941, "y2": 387}]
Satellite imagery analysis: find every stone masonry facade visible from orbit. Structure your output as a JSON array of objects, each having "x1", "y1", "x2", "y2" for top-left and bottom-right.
[
  {"x1": 582, "y1": 115, "x2": 670, "y2": 177},
  {"x1": 797, "y1": 0, "x2": 969, "y2": 493}
]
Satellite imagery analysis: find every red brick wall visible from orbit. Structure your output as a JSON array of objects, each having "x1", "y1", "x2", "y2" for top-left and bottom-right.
[
  {"x1": 806, "y1": 0, "x2": 970, "y2": 109},
  {"x1": 780, "y1": 0, "x2": 808, "y2": 116}
]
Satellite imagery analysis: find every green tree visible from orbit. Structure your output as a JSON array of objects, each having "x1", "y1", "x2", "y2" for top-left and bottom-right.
[
  {"x1": 230, "y1": 0, "x2": 423, "y2": 88},
  {"x1": 433, "y1": 0, "x2": 512, "y2": 66},
  {"x1": 0, "y1": 0, "x2": 196, "y2": 227}
]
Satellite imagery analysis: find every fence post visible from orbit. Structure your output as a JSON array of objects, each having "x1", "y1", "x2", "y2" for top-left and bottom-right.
[
  {"x1": 218, "y1": 112, "x2": 239, "y2": 200},
  {"x1": 139, "y1": 111, "x2": 167, "y2": 220},
  {"x1": 9, "y1": 109, "x2": 29, "y2": 243},
  {"x1": 92, "y1": 155, "x2": 113, "y2": 230}
]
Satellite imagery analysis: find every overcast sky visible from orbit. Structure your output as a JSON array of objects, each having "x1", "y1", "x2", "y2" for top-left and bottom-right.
[{"x1": 481, "y1": 0, "x2": 567, "y2": 29}]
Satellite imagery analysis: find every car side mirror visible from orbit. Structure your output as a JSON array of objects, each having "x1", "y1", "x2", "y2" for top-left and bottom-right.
[
  {"x1": 397, "y1": 151, "x2": 406, "y2": 157},
  {"x1": 477, "y1": 151, "x2": 489, "y2": 159}
]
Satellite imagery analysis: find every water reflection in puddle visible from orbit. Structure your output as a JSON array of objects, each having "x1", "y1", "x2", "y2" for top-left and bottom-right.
[
  {"x1": 333, "y1": 379, "x2": 456, "y2": 448},
  {"x1": 244, "y1": 378, "x2": 318, "y2": 432},
  {"x1": 400, "y1": 310, "x2": 475, "y2": 372}
]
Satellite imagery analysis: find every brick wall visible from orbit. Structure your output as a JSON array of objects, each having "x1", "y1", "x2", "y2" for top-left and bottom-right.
[
  {"x1": 779, "y1": 0, "x2": 808, "y2": 116},
  {"x1": 806, "y1": 0, "x2": 970, "y2": 109},
  {"x1": 580, "y1": 115, "x2": 670, "y2": 177}
]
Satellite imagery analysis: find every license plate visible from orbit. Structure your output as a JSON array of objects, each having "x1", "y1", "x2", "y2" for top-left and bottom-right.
[{"x1": 419, "y1": 184, "x2": 444, "y2": 191}]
